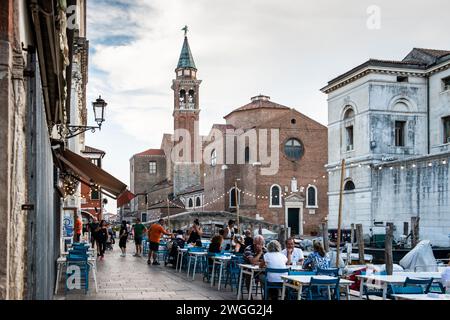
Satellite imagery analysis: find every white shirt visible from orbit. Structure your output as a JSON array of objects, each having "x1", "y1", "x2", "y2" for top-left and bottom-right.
[
  {"x1": 264, "y1": 252, "x2": 288, "y2": 283},
  {"x1": 442, "y1": 266, "x2": 450, "y2": 283},
  {"x1": 281, "y1": 248, "x2": 304, "y2": 265}
]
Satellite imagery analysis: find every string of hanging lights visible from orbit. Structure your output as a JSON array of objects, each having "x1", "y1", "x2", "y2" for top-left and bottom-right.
[
  {"x1": 141, "y1": 156, "x2": 449, "y2": 210},
  {"x1": 61, "y1": 172, "x2": 79, "y2": 196}
]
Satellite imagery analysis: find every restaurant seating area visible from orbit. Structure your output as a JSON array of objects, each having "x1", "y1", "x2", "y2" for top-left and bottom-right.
[
  {"x1": 55, "y1": 236, "x2": 449, "y2": 301},
  {"x1": 169, "y1": 240, "x2": 449, "y2": 301}
]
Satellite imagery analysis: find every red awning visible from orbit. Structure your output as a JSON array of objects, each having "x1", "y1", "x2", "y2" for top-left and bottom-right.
[
  {"x1": 56, "y1": 148, "x2": 128, "y2": 198},
  {"x1": 117, "y1": 190, "x2": 136, "y2": 208}
]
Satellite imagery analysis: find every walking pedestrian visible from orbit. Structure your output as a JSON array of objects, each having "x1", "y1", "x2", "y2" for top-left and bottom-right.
[
  {"x1": 89, "y1": 218, "x2": 100, "y2": 249},
  {"x1": 147, "y1": 219, "x2": 172, "y2": 265},
  {"x1": 97, "y1": 220, "x2": 108, "y2": 259},
  {"x1": 132, "y1": 218, "x2": 147, "y2": 257},
  {"x1": 74, "y1": 214, "x2": 82, "y2": 243},
  {"x1": 119, "y1": 220, "x2": 129, "y2": 257}
]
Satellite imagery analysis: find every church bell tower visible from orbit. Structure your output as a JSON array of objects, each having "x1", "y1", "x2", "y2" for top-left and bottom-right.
[{"x1": 171, "y1": 26, "x2": 202, "y2": 195}]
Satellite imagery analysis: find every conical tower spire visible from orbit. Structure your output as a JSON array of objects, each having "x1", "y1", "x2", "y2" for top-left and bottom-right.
[{"x1": 177, "y1": 26, "x2": 197, "y2": 70}]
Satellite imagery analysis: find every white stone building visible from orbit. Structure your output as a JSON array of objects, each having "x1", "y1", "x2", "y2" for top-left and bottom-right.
[{"x1": 322, "y1": 48, "x2": 450, "y2": 247}]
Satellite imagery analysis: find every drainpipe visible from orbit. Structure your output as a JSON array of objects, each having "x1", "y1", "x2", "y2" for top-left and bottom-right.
[{"x1": 427, "y1": 75, "x2": 430, "y2": 154}]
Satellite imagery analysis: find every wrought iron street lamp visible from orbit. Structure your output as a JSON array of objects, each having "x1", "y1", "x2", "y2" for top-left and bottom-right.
[
  {"x1": 92, "y1": 95, "x2": 107, "y2": 127},
  {"x1": 59, "y1": 95, "x2": 107, "y2": 139}
]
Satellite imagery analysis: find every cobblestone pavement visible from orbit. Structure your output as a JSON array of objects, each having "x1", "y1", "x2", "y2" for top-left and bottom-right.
[{"x1": 55, "y1": 242, "x2": 237, "y2": 300}]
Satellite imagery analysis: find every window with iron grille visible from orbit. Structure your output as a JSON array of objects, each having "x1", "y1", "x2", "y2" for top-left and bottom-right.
[
  {"x1": 149, "y1": 161, "x2": 157, "y2": 174},
  {"x1": 284, "y1": 138, "x2": 304, "y2": 160},
  {"x1": 270, "y1": 185, "x2": 280, "y2": 206},
  {"x1": 307, "y1": 186, "x2": 317, "y2": 207}
]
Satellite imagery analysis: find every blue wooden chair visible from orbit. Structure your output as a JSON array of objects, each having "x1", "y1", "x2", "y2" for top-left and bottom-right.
[
  {"x1": 142, "y1": 239, "x2": 149, "y2": 255},
  {"x1": 187, "y1": 247, "x2": 207, "y2": 275},
  {"x1": 69, "y1": 246, "x2": 89, "y2": 257},
  {"x1": 361, "y1": 270, "x2": 389, "y2": 300},
  {"x1": 288, "y1": 270, "x2": 316, "y2": 275},
  {"x1": 391, "y1": 285, "x2": 424, "y2": 297},
  {"x1": 224, "y1": 256, "x2": 244, "y2": 291},
  {"x1": 305, "y1": 277, "x2": 340, "y2": 300},
  {"x1": 203, "y1": 252, "x2": 219, "y2": 283},
  {"x1": 404, "y1": 277, "x2": 434, "y2": 293},
  {"x1": 65, "y1": 254, "x2": 89, "y2": 294},
  {"x1": 427, "y1": 282, "x2": 445, "y2": 294},
  {"x1": 156, "y1": 242, "x2": 169, "y2": 264},
  {"x1": 316, "y1": 267, "x2": 340, "y2": 277},
  {"x1": 263, "y1": 268, "x2": 289, "y2": 300}
]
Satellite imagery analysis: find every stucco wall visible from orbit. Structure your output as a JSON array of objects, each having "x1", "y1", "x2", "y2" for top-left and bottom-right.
[
  {"x1": 372, "y1": 155, "x2": 450, "y2": 246},
  {"x1": 0, "y1": 1, "x2": 28, "y2": 298}
]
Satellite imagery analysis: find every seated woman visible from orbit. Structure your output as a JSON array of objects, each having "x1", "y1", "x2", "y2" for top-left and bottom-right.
[
  {"x1": 208, "y1": 235, "x2": 223, "y2": 265},
  {"x1": 260, "y1": 240, "x2": 288, "y2": 300},
  {"x1": 208, "y1": 235, "x2": 223, "y2": 253},
  {"x1": 302, "y1": 241, "x2": 330, "y2": 272},
  {"x1": 233, "y1": 235, "x2": 245, "y2": 254},
  {"x1": 186, "y1": 219, "x2": 202, "y2": 245}
]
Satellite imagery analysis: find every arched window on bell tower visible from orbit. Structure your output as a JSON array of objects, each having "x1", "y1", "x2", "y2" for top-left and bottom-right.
[
  {"x1": 179, "y1": 89, "x2": 186, "y2": 109},
  {"x1": 188, "y1": 89, "x2": 195, "y2": 109}
]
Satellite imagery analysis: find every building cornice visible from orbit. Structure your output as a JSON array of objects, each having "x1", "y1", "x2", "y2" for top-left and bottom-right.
[{"x1": 321, "y1": 60, "x2": 450, "y2": 94}]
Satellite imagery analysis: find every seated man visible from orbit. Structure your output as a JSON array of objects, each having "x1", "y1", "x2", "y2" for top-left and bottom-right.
[
  {"x1": 281, "y1": 237, "x2": 304, "y2": 266},
  {"x1": 243, "y1": 235, "x2": 267, "y2": 297}
]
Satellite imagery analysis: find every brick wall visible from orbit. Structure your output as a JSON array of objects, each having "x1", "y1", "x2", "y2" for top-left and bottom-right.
[{"x1": 203, "y1": 107, "x2": 328, "y2": 235}]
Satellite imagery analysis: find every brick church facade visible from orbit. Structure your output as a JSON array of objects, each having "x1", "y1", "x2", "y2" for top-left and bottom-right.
[{"x1": 129, "y1": 33, "x2": 328, "y2": 236}]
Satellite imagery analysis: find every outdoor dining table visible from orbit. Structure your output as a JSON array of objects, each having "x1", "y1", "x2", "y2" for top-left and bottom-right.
[
  {"x1": 187, "y1": 251, "x2": 208, "y2": 280},
  {"x1": 280, "y1": 275, "x2": 353, "y2": 300},
  {"x1": 357, "y1": 272, "x2": 443, "y2": 300},
  {"x1": 176, "y1": 248, "x2": 188, "y2": 273},
  {"x1": 210, "y1": 255, "x2": 233, "y2": 290},
  {"x1": 236, "y1": 264, "x2": 310, "y2": 300},
  {"x1": 237, "y1": 264, "x2": 265, "y2": 300},
  {"x1": 392, "y1": 293, "x2": 450, "y2": 300},
  {"x1": 54, "y1": 256, "x2": 98, "y2": 294}
]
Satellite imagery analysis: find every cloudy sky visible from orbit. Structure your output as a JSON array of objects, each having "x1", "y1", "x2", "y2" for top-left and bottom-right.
[{"x1": 84, "y1": 0, "x2": 450, "y2": 213}]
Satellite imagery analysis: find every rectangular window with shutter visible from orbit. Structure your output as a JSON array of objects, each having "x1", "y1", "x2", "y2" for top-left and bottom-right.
[
  {"x1": 395, "y1": 121, "x2": 406, "y2": 147},
  {"x1": 443, "y1": 116, "x2": 450, "y2": 144}
]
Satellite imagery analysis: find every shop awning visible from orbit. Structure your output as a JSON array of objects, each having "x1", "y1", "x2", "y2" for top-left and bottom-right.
[
  {"x1": 56, "y1": 148, "x2": 128, "y2": 198},
  {"x1": 117, "y1": 190, "x2": 136, "y2": 208}
]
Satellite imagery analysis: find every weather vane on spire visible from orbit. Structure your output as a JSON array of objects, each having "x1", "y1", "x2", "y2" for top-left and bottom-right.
[{"x1": 182, "y1": 25, "x2": 189, "y2": 37}]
